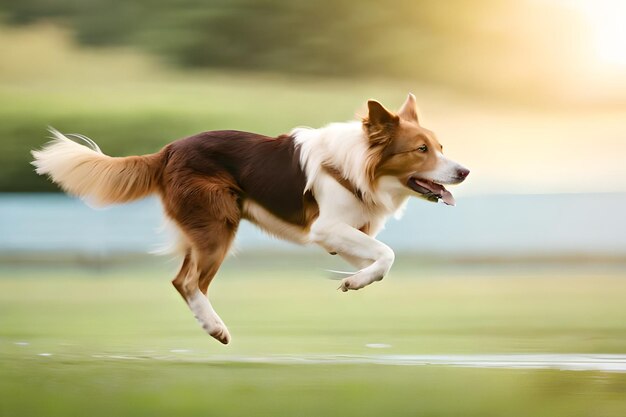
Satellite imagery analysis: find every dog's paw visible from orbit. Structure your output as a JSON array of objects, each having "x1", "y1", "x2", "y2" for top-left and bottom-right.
[
  {"x1": 194, "y1": 315, "x2": 231, "y2": 344},
  {"x1": 338, "y1": 271, "x2": 384, "y2": 292},
  {"x1": 198, "y1": 319, "x2": 231, "y2": 344},
  {"x1": 209, "y1": 325, "x2": 231, "y2": 345},
  {"x1": 338, "y1": 278, "x2": 354, "y2": 292},
  {"x1": 337, "y1": 275, "x2": 367, "y2": 292}
]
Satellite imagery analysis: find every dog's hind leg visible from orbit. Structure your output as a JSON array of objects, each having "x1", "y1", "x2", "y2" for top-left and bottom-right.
[
  {"x1": 168, "y1": 178, "x2": 240, "y2": 344},
  {"x1": 172, "y1": 222, "x2": 238, "y2": 344}
]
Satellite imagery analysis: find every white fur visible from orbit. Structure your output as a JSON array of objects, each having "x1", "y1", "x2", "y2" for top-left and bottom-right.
[
  {"x1": 293, "y1": 122, "x2": 373, "y2": 201},
  {"x1": 31, "y1": 128, "x2": 104, "y2": 188},
  {"x1": 293, "y1": 122, "x2": 409, "y2": 215},
  {"x1": 308, "y1": 174, "x2": 396, "y2": 291},
  {"x1": 151, "y1": 216, "x2": 190, "y2": 256},
  {"x1": 188, "y1": 289, "x2": 230, "y2": 343},
  {"x1": 31, "y1": 127, "x2": 158, "y2": 206},
  {"x1": 420, "y1": 151, "x2": 468, "y2": 185},
  {"x1": 293, "y1": 122, "x2": 412, "y2": 291},
  {"x1": 242, "y1": 200, "x2": 310, "y2": 244},
  {"x1": 292, "y1": 120, "x2": 467, "y2": 291}
]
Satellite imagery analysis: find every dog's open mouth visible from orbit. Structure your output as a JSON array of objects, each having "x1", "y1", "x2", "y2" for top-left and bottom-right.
[{"x1": 407, "y1": 177, "x2": 456, "y2": 206}]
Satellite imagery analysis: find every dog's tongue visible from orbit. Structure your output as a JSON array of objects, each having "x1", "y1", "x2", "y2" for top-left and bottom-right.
[
  {"x1": 439, "y1": 190, "x2": 456, "y2": 206},
  {"x1": 413, "y1": 179, "x2": 456, "y2": 206}
]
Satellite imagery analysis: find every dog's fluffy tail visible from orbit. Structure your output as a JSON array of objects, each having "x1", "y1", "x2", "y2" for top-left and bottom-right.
[{"x1": 31, "y1": 128, "x2": 163, "y2": 206}]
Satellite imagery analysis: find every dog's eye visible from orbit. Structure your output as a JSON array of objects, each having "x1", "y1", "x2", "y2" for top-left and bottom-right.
[{"x1": 417, "y1": 145, "x2": 428, "y2": 153}]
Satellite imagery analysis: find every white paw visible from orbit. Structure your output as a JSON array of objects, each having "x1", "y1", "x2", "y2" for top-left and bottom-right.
[
  {"x1": 193, "y1": 315, "x2": 231, "y2": 344},
  {"x1": 207, "y1": 323, "x2": 231, "y2": 345},
  {"x1": 338, "y1": 271, "x2": 383, "y2": 292},
  {"x1": 188, "y1": 291, "x2": 231, "y2": 344}
]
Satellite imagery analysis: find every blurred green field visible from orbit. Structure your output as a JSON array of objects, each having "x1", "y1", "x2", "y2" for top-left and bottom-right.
[
  {"x1": 4, "y1": 23, "x2": 626, "y2": 195},
  {"x1": 0, "y1": 23, "x2": 420, "y2": 192},
  {"x1": 0, "y1": 73, "x2": 399, "y2": 192},
  {"x1": 1, "y1": 260, "x2": 625, "y2": 416},
  {"x1": 2, "y1": 22, "x2": 626, "y2": 417}
]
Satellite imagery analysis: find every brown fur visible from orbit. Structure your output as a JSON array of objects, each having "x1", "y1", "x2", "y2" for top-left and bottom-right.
[
  {"x1": 362, "y1": 99, "x2": 445, "y2": 192},
  {"x1": 32, "y1": 96, "x2": 459, "y2": 344},
  {"x1": 32, "y1": 129, "x2": 316, "y2": 344},
  {"x1": 157, "y1": 131, "x2": 317, "y2": 341},
  {"x1": 31, "y1": 133, "x2": 164, "y2": 206}
]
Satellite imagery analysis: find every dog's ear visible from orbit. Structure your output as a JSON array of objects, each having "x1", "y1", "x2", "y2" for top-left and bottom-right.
[
  {"x1": 366, "y1": 100, "x2": 398, "y2": 126},
  {"x1": 364, "y1": 100, "x2": 399, "y2": 146},
  {"x1": 398, "y1": 93, "x2": 418, "y2": 122}
]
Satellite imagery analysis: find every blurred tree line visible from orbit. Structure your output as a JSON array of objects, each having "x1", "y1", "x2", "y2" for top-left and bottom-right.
[
  {"x1": 0, "y1": 0, "x2": 504, "y2": 85},
  {"x1": 0, "y1": 0, "x2": 525, "y2": 193}
]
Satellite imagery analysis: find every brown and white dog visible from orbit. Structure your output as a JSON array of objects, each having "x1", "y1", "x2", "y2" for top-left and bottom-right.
[{"x1": 31, "y1": 94, "x2": 469, "y2": 344}]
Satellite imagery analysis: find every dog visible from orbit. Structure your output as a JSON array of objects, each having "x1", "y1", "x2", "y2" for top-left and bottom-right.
[{"x1": 31, "y1": 94, "x2": 469, "y2": 344}]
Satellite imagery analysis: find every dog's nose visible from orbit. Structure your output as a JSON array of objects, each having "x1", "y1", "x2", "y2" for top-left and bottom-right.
[{"x1": 457, "y1": 168, "x2": 470, "y2": 179}]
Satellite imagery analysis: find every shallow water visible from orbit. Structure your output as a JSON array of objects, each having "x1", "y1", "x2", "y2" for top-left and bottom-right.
[
  {"x1": 2, "y1": 193, "x2": 626, "y2": 256},
  {"x1": 88, "y1": 353, "x2": 626, "y2": 372}
]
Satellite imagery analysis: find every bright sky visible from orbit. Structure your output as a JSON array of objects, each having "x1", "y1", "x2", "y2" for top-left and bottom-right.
[
  {"x1": 551, "y1": 0, "x2": 626, "y2": 75},
  {"x1": 424, "y1": 98, "x2": 626, "y2": 196},
  {"x1": 566, "y1": 0, "x2": 626, "y2": 68}
]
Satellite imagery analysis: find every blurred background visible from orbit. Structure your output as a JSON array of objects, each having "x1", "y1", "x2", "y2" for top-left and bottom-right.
[
  {"x1": 0, "y1": 1, "x2": 625, "y2": 416},
  {"x1": 0, "y1": 0, "x2": 625, "y2": 263}
]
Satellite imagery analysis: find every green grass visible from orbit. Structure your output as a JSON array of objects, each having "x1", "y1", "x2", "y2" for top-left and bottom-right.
[
  {"x1": 2, "y1": 360, "x2": 626, "y2": 417},
  {"x1": 2, "y1": 261, "x2": 626, "y2": 355},
  {"x1": 1, "y1": 261, "x2": 625, "y2": 416}
]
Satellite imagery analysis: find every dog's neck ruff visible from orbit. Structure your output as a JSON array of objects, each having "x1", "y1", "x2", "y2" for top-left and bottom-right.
[
  {"x1": 292, "y1": 121, "x2": 406, "y2": 214},
  {"x1": 321, "y1": 163, "x2": 363, "y2": 201}
]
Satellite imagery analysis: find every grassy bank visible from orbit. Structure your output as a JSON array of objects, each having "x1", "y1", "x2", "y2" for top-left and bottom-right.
[
  {"x1": 2, "y1": 360, "x2": 625, "y2": 417},
  {"x1": 1, "y1": 263, "x2": 626, "y2": 416},
  {"x1": 2, "y1": 263, "x2": 626, "y2": 355}
]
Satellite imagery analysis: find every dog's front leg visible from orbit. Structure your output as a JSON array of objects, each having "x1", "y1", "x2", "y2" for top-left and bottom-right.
[{"x1": 311, "y1": 221, "x2": 395, "y2": 292}]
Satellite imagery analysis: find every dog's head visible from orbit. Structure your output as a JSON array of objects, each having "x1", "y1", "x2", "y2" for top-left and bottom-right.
[{"x1": 362, "y1": 94, "x2": 469, "y2": 206}]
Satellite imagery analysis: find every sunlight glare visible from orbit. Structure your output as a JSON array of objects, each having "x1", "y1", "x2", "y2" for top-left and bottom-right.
[{"x1": 568, "y1": 0, "x2": 626, "y2": 68}]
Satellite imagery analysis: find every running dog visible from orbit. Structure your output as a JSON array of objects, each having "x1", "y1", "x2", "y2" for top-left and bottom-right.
[{"x1": 31, "y1": 94, "x2": 469, "y2": 344}]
